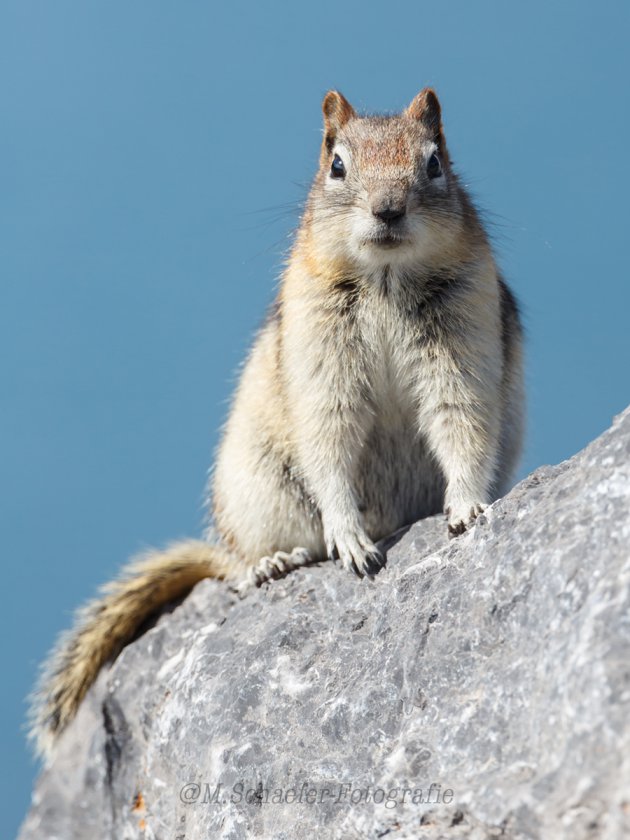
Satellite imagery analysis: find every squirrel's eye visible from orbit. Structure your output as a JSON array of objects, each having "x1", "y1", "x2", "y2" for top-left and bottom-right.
[
  {"x1": 427, "y1": 152, "x2": 442, "y2": 179},
  {"x1": 330, "y1": 154, "x2": 346, "y2": 179}
]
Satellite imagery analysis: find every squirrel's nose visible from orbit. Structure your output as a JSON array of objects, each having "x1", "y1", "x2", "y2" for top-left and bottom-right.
[{"x1": 372, "y1": 201, "x2": 407, "y2": 224}]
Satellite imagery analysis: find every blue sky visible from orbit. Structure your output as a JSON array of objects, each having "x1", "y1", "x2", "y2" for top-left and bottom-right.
[{"x1": 3, "y1": 2, "x2": 629, "y2": 835}]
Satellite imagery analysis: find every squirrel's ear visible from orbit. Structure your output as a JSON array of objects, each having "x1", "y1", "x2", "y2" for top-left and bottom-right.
[
  {"x1": 406, "y1": 88, "x2": 445, "y2": 148},
  {"x1": 321, "y1": 90, "x2": 355, "y2": 153}
]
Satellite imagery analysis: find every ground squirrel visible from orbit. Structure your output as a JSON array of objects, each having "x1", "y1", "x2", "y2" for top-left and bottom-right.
[{"x1": 30, "y1": 88, "x2": 524, "y2": 759}]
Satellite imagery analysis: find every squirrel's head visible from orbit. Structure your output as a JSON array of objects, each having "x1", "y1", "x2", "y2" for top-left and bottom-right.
[{"x1": 307, "y1": 89, "x2": 466, "y2": 273}]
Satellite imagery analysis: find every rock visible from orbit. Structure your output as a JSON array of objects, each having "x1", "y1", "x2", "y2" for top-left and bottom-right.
[{"x1": 18, "y1": 408, "x2": 630, "y2": 840}]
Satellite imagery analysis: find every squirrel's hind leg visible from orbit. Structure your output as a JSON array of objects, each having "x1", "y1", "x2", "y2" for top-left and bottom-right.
[{"x1": 235, "y1": 547, "x2": 312, "y2": 596}]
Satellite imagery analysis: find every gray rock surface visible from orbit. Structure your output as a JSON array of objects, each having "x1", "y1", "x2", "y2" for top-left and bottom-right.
[{"x1": 19, "y1": 407, "x2": 630, "y2": 840}]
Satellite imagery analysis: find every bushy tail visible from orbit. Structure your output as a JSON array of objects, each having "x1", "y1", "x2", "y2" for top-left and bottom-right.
[{"x1": 29, "y1": 539, "x2": 236, "y2": 761}]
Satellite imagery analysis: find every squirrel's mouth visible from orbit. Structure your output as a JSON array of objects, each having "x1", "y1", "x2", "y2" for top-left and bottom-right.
[{"x1": 366, "y1": 233, "x2": 405, "y2": 249}]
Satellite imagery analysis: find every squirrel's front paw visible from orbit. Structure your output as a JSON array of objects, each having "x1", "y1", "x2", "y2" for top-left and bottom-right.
[
  {"x1": 327, "y1": 529, "x2": 384, "y2": 579},
  {"x1": 445, "y1": 502, "x2": 487, "y2": 538}
]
